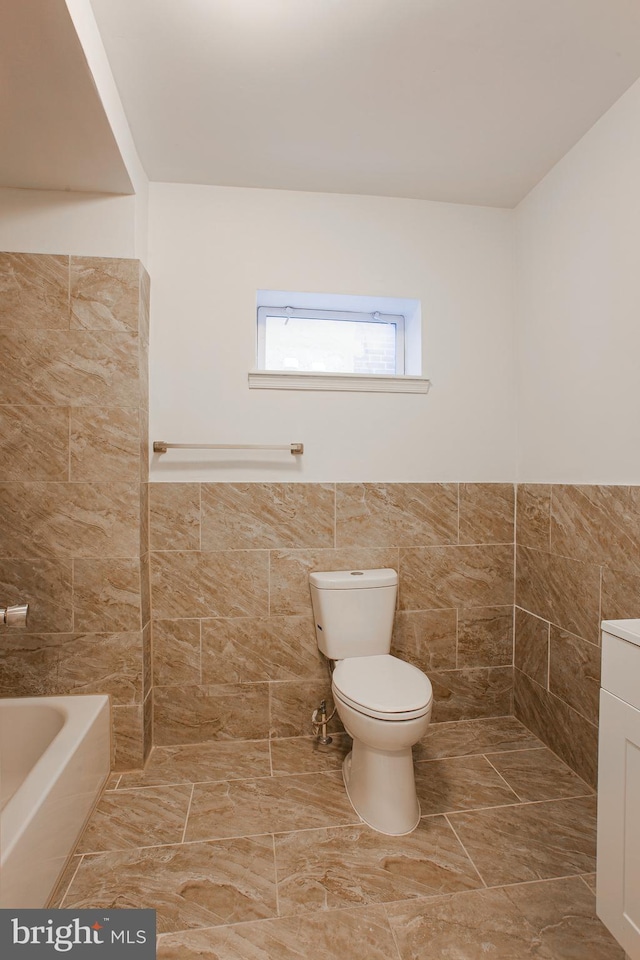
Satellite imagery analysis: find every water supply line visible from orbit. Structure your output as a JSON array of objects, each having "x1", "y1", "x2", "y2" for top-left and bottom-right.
[{"x1": 311, "y1": 698, "x2": 336, "y2": 745}]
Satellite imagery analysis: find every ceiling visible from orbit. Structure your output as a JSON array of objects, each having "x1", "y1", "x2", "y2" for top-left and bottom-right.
[
  {"x1": 88, "y1": 0, "x2": 640, "y2": 207},
  {"x1": 0, "y1": 0, "x2": 132, "y2": 194}
]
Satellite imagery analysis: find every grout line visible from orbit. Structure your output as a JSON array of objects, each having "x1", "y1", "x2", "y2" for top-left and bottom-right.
[
  {"x1": 482, "y1": 753, "x2": 525, "y2": 803},
  {"x1": 546, "y1": 620, "x2": 551, "y2": 690},
  {"x1": 180, "y1": 783, "x2": 195, "y2": 845},
  {"x1": 443, "y1": 813, "x2": 488, "y2": 888},
  {"x1": 55, "y1": 854, "x2": 84, "y2": 909},
  {"x1": 268, "y1": 737, "x2": 274, "y2": 778},
  {"x1": 440, "y1": 791, "x2": 595, "y2": 818},
  {"x1": 579, "y1": 873, "x2": 596, "y2": 895},
  {"x1": 271, "y1": 834, "x2": 280, "y2": 917},
  {"x1": 381, "y1": 902, "x2": 407, "y2": 960}
]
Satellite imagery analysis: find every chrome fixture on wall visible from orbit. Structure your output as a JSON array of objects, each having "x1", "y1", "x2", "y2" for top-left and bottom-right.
[{"x1": 1, "y1": 604, "x2": 29, "y2": 628}]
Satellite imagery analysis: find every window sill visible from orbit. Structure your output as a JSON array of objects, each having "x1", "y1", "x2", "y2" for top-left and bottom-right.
[{"x1": 248, "y1": 371, "x2": 431, "y2": 394}]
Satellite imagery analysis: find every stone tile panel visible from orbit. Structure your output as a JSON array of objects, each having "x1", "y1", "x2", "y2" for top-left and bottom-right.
[
  {"x1": 0, "y1": 253, "x2": 69, "y2": 330},
  {"x1": 335, "y1": 482, "x2": 458, "y2": 548},
  {"x1": 70, "y1": 256, "x2": 140, "y2": 332},
  {"x1": 457, "y1": 605, "x2": 513, "y2": 667},
  {"x1": 399, "y1": 545, "x2": 513, "y2": 611},
  {"x1": 516, "y1": 545, "x2": 601, "y2": 644},
  {"x1": 201, "y1": 615, "x2": 323, "y2": 683},
  {"x1": 391, "y1": 609, "x2": 457, "y2": 671},
  {"x1": 458, "y1": 483, "x2": 514, "y2": 545},
  {"x1": 514, "y1": 606, "x2": 549, "y2": 687},
  {"x1": 151, "y1": 550, "x2": 269, "y2": 620},
  {"x1": 153, "y1": 682, "x2": 270, "y2": 745},
  {"x1": 149, "y1": 483, "x2": 200, "y2": 551},
  {"x1": 0, "y1": 406, "x2": 69, "y2": 481}
]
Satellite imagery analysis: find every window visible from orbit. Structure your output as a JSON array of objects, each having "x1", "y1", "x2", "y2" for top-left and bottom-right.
[{"x1": 250, "y1": 290, "x2": 430, "y2": 394}]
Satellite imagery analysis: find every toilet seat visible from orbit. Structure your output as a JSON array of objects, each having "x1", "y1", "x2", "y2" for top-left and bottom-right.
[{"x1": 332, "y1": 654, "x2": 432, "y2": 722}]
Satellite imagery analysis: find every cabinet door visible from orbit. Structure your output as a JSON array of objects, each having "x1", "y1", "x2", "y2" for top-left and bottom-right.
[{"x1": 597, "y1": 689, "x2": 640, "y2": 958}]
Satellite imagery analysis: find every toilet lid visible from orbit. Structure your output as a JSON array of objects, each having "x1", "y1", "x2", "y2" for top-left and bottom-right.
[{"x1": 332, "y1": 655, "x2": 432, "y2": 718}]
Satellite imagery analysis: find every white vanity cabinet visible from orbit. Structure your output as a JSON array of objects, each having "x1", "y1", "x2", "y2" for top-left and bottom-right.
[{"x1": 597, "y1": 618, "x2": 640, "y2": 959}]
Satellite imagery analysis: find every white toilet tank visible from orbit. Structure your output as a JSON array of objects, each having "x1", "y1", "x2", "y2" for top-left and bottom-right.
[{"x1": 309, "y1": 568, "x2": 398, "y2": 659}]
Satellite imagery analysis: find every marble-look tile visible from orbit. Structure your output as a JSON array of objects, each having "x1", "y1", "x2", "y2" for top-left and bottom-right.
[
  {"x1": 47, "y1": 856, "x2": 83, "y2": 909},
  {"x1": 112, "y1": 704, "x2": 145, "y2": 771},
  {"x1": 140, "y1": 481, "x2": 149, "y2": 555},
  {"x1": 583, "y1": 873, "x2": 597, "y2": 893},
  {"x1": 516, "y1": 545, "x2": 601, "y2": 644},
  {"x1": 0, "y1": 330, "x2": 140, "y2": 407},
  {"x1": 386, "y1": 875, "x2": 625, "y2": 960},
  {"x1": 156, "y1": 905, "x2": 402, "y2": 960},
  {"x1": 428, "y1": 667, "x2": 513, "y2": 722},
  {"x1": 414, "y1": 755, "x2": 519, "y2": 815},
  {"x1": 0, "y1": 253, "x2": 69, "y2": 329},
  {"x1": 153, "y1": 619, "x2": 201, "y2": 686},
  {"x1": 143, "y1": 689, "x2": 153, "y2": 762},
  {"x1": 151, "y1": 551, "x2": 269, "y2": 619},
  {"x1": 63, "y1": 836, "x2": 278, "y2": 932},
  {"x1": 549, "y1": 626, "x2": 601, "y2": 725},
  {"x1": 118, "y1": 741, "x2": 272, "y2": 789},
  {"x1": 153, "y1": 682, "x2": 270, "y2": 745},
  {"x1": 399, "y1": 545, "x2": 513, "y2": 611},
  {"x1": 201, "y1": 483, "x2": 334, "y2": 550},
  {"x1": 0, "y1": 634, "x2": 59, "y2": 696},
  {"x1": 0, "y1": 406, "x2": 69, "y2": 481},
  {"x1": 487, "y1": 747, "x2": 593, "y2": 802},
  {"x1": 269, "y1": 547, "x2": 398, "y2": 616},
  {"x1": 269, "y1": 679, "x2": 341, "y2": 739},
  {"x1": 458, "y1": 483, "x2": 514, "y2": 545},
  {"x1": 514, "y1": 669, "x2": 598, "y2": 788},
  {"x1": 77, "y1": 785, "x2": 192, "y2": 853},
  {"x1": 448, "y1": 795, "x2": 597, "y2": 886},
  {"x1": 140, "y1": 552, "x2": 151, "y2": 628},
  {"x1": 73, "y1": 558, "x2": 141, "y2": 632},
  {"x1": 413, "y1": 716, "x2": 542, "y2": 762},
  {"x1": 201, "y1": 616, "x2": 323, "y2": 683},
  {"x1": 275, "y1": 818, "x2": 482, "y2": 915},
  {"x1": 270, "y1": 734, "x2": 352, "y2": 776},
  {"x1": 601, "y1": 566, "x2": 640, "y2": 621},
  {"x1": 70, "y1": 256, "x2": 140, "y2": 332},
  {"x1": 149, "y1": 483, "x2": 201, "y2": 552},
  {"x1": 551, "y1": 484, "x2": 640, "y2": 578},
  {"x1": 515, "y1": 483, "x2": 551, "y2": 550},
  {"x1": 105, "y1": 775, "x2": 121, "y2": 790},
  {"x1": 139, "y1": 266, "x2": 150, "y2": 344},
  {"x1": 391, "y1": 609, "x2": 457, "y2": 671},
  {"x1": 514, "y1": 606, "x2": 549, "y2": 687},
  {"x1": 335, "y1": 483, "x2": 458, "y2": 548},
  {"x1": 0, "y1": 558, "x2": 73, "y2": 633},
  {"x1": 184, "y1": 771, "x2": 357, "y2": 842},
  {"x1": 56, "y1": 632, "x2": 142, "y2": 704},
  {"x1": 70, "y1": 406, "x2": 140, "y2": 481},
  {"x1": 139, "y1": 409, "x2": 149, "y2": 481},
  {"x1": 142, "y1": 623, "x2": 152, "y2": 701},
  {"x1": 138, "y1": 335, "x2": 148, "y2": 411},
  {"x1": 457, "y1": 606, "x2": 513, "y2": 668},
  {"x1": 0, "y1": 481, "x2": 140, "y2": 559}
]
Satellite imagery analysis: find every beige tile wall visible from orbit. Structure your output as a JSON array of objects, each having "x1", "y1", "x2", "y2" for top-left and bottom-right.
[
  {"x1": 0, "y1": 252, "x2": 151, "y2": 769},
  {"x1": 149, "y1": 482, "x2": 515, "y2": 745},
  {"x1": 514, "y1": 484, "x2": 640, "y2": 787}
]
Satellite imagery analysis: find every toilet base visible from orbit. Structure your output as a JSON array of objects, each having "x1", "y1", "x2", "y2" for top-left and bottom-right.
[{"x1": 342, "y1": 740, "x2": 421, "y2": 836}]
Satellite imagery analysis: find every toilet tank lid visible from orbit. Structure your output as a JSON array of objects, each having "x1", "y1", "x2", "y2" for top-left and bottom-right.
[{"x1": 310, "y1": 568, "x2": 397, "y2": 589}]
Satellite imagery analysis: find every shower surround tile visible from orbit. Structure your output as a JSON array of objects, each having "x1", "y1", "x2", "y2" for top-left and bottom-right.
[
  {"x1": 149, "y1": 483, "x2": 201, "y2": 551},
  {"x1": 335, "y1": 482, "x2": 458, "y2": 547},
  {"x1": 73, "y1": 558, "x2": 141, "y2": 632},
  {"x1": 153, "y1": 618, "x2": 201, "y2": 686},
  {"x1": 56, "y1": 631, "x2": 143, "y2": 703},
  {"x1": 0, "y1": 406, "x2": 69, "y2": 481},
  {"x1": 385, "y1": 876, "x2": 625, "y2": 960},
  {"x1": 70, "y1": 406, "x2": 140, "y2": 481},
  {"x1": 0, "y1": 558, "x2": 73, "y2": 633},
  {"x1": 70, "y1": 256, "x2": 141, "y2": 332},
  {"x1": 201, "y1": 482, "x2": 335, "y2": 549},
  {"x1": 274, "y1": 818, "x2": 483, "y2": 915},
  {"x1": 156, "y1": 905, "x2": 402, "y2": 960},
  {"x1": 63, "y1": 836, "x2": 278, "y2": 932},
  {"x1": 151, "y1": 550, "x2": 269, "y2": 619},
  {"x1": 458, "y1": 482, "x2": 515, "y2": 544},
  {"x1": 399, "y1": 544, "x2": 514, "y2": 611},
  {"x1": 0, "y1": 253, "x2": 69, "y2": 329}
]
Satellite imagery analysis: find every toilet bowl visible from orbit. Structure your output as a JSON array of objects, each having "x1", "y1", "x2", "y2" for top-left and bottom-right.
[
  {"x1": 309, "y1": 569, "x2": 434, "y2": 836},
  {"x1": 333, "y1": 654, "x2": 432, "y2": 834}
]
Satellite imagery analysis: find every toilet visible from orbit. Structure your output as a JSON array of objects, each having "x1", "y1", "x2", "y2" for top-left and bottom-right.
[{"x1": 310, "y1": 567, "x2": 433, "y2": 836}]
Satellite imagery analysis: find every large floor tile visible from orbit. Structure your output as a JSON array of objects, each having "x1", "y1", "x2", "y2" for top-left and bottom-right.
[
  {"x1": 414, "y1": 755, "x2": 520, "y2": 815},
  {"x1": 270, "y1": 735, "x2": 351, "y2": 776},
  {"x1": 62, "y1": 837, "x2": 278, "y2": 934},
  {"x1": 447, "y1": 795, "x2": 597, "y2": 886},
  {"x1": 486, "y1": 747, "x2": 594, "y2": 802},
  {"x1": 413, "y1": 717, "x2": 543, "y2": 762},
  {"x1": 385, "y1": 875, "x2": 625, "y2": 960},
  {"x1": 117, "y1": 741, "x2": 271, "y2": 788},
  {"x1": 184, "y1": 772, "x2": 358, "y2": 842},
  {"x1": 76, "y1": 785, "x2": 192, "y2": 853},
  {"x1": 157, "y1": 905, "x2": 402, "y2": 959},
  {"x1": 274, "y1": 818, "x2": 483, "y2": 916}
]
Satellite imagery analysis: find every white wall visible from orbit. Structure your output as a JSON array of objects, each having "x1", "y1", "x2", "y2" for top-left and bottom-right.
[
  {"x1": 148, "y1": 183, "x2": 515, "y2": 482},
  {"x1": 0, "y1": 188, "x2": 137, "y2": 259},
  {"x1": 515, "y1": 77, "x2": 640, "y2": 484}
]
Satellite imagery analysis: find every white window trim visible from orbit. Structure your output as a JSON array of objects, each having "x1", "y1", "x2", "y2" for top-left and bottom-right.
[{"x1": 248, "y1": 370, "x2": 431, "y2": 394}]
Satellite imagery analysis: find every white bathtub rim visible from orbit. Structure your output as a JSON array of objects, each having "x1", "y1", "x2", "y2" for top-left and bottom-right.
[{"x1": 0, "y1": 694, "x2": 110, "y2": 865}]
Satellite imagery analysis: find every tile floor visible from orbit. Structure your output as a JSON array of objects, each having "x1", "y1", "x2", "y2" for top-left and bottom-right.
[{"x1": 50, "y1": 717, "x2": 626, "y2": 959}]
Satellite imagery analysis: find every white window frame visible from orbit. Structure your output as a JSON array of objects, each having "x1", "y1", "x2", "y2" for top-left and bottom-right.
[{"x1": 256, "y1": 305, "x2": 406, "y2": 375}]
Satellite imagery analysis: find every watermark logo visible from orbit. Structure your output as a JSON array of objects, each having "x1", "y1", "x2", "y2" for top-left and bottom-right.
[{"x1": 0, "y1": 910, "x2": 156, "y2": 958}]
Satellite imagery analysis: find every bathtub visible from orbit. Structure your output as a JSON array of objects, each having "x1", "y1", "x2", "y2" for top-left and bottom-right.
[{"x1": 0, "y1": 695, "x2": 110, "y2": 908}]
